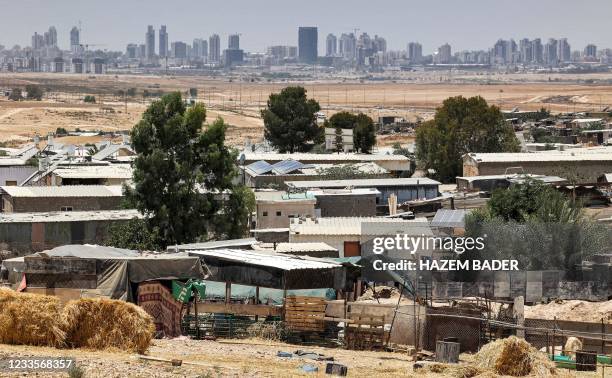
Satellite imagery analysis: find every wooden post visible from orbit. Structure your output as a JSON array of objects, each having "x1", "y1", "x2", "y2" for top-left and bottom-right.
[
  {"x1": 225, "y1": 281, "x2": 231, "y2": 305},
  {"x1": 193, "y1": 287, "x2": 200, "y2": 340},
  {"x1": 514, "y1": 296, "x2": 525, "y2": 339},
  {"x1": 602, "y1": 318, "x2": 605, "y2": 355},
  {"x1": 255, "y1": 286, "x2": 260, "y2": 321}
]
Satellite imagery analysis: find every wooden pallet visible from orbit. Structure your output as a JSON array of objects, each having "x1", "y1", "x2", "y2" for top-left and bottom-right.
[
  {"x1": 345, "y1": 313, "x2": 387, "y2": 350},
  {"x1": 284, "y1": 296, "x2": 326, "y2": 332}
]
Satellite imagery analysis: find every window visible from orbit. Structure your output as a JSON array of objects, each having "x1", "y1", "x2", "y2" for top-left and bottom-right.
[
  {"x1": 60, "y1": 206, "x2": 73, "y2": 212},
  {"x1": 276, "y1": 211, "x2": 282, "y2": 216},
  {"x1": 4, "y1": 181, "x2": 17, "y2": 186},
  {"x1": 262, "y1": 211, "x2": 268, "y2": 216}
]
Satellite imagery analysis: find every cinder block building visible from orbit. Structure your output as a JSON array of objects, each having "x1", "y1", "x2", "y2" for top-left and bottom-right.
[
  {"x1": 463, "y1": 147, "x2": 612, "y2": 184},
  {"x1": 1, "y1": 185, "x2": 124, "y2": 213},
  {"x1": 254, "y1": 191, "x2": 316, "y2": 229}
]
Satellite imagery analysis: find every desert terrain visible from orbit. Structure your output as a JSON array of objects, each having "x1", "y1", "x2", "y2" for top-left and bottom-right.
[{"x1": 1, "y1": 72, "x2": 612, "y2": 147}]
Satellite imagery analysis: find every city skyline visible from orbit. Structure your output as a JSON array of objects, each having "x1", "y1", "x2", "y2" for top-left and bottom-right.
[{"x1": 1, "y1": 0, "x2": 611, "y2": 54}]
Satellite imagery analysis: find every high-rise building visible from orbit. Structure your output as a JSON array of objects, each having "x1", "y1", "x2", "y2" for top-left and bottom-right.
[
  {"x1": 145, "y1": 25, "x2": 155, "y2": 58},
  {"x1": 544, "y1": 38, "x2": 558, "y2": 65},
  {"x1": 159, "y1": 25, "x2": 168, "y2": 58},
  {"x1": 326, "y1": 34, "x2": 337, "y2": 57},
  {"x1": 138, "y1": 44, "x2": 146, "y2": 59},
  {"x1": 171, "y1": 41, "x2": 187, "y2": 59},
  {"x1": 407, "y1": 42, "x2": 422, "y2": 63},
  {"x1": 193, "y1": 38, "x2": 208, "y2": 58},
  {"x1": 298, "y1": 27, "x2": 318, "y2": 64},
  {"x1": 267, "y1": 45, "x2": 297, "y2": 60},
  {"x1": 531, "y1": 38, "x2": 543, "y2": 64},
  {"x1": 436, "y1": 43, "x2": 452, "y2": 64},
  {"x1": 584, "y1": 44, "x2": 597, "y2": 59},
  {"x1": 373, "y1": 35, "x2": 387, "y2": 53},
  {"x1": 46, "y1": 26, "x2": 57, "y2": 47},
  {"x1": 209, "y1": 34, "x2": 221, "y2": 62},
  {"x1": 70, "y1": 26, "x2": 80, "y2": 53},
  {"x1": 31, "y1": 32, "x2": 44, "y2": 50},
  {"x1": 493, "y1": 39, "x2": 507, "y2": 64},
  {"x1": 339, "y1": 33, "x2": 356, "y2": 61},
  {"x1": 228, "y1": 34, "x2": 240, "y2": 50},
  {"x1": 557, "y1": 38, "x2": 571, "y2": 62},
  {"x1": 519, "y1": 38, "x2": 532, "y2": 64},
  {"x1": 126, "y1": 44, "x2": 138, "y2": 59}
]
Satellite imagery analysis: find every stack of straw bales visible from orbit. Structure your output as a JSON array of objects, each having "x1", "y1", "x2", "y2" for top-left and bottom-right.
[
  {"x1": 473, "y1": 336, "x2": 557, "y2": 377},
  {"x1": 0, "y1": 289, "x2": 154, "y2": 353},
  {"x1": 63, "y1": 298, "x2": 155, "y2": 353},
  {"x1": 0, "y1": 288, "x2": 66, "y2": 347}
]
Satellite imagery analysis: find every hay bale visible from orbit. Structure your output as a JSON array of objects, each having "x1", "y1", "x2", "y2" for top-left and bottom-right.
[
  {"x1": 63, "y1": 298, "x2": 155, "y2": 353},
  {"x1": 0, "y1": 288, "x2": 66, "y2": 347},
  {"x1": 473, "y1": 336, "x2": 557, "y2": 377}
]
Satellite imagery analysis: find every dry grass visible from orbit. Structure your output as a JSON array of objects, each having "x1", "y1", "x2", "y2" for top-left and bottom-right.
[
  {"x1": 63, "y1": 298, "x2": 155, "y2": 353},
  {"x1": 473, "y1": 336, "x2": 557, "y2": 377},
  {"x1": 0, "y1": 288, "x2": 66, "y2": 347},
  {"x1": 245, "y1": 321, "x2": 286, "y2": 341}
]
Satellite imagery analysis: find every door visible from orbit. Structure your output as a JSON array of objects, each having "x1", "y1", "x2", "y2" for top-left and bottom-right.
[{"x1": 343, "y1": 241, "x2": 361, "y2": 257}]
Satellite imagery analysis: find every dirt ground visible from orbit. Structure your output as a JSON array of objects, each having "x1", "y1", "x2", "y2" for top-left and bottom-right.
[
  {"x1": 0, "y1": 338, "x2": 414, "y2": 377},
  {"x1": 2, "y1": 72, "x2": 612, "y2": 148},
  {"x1": 525, "y1": 299, "x2": 612, "y2": 323},
  {"x1": 0, "y1": 337, "x2": 604, "y2": 378}
]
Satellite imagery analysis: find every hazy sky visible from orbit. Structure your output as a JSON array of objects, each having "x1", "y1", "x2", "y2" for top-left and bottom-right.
[{"x1": 1, "y1": 0, "x2": 611, "y2": 53}]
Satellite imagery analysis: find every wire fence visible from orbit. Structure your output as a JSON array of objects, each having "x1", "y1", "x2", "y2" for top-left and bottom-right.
[{"x1": 413, "y1": 310, "x2": 611, "y2": 375}]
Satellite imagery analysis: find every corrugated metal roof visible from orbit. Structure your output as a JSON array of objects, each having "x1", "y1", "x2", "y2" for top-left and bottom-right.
[
  {"x1": 1, "y1": 185, "x2": 123, "y2": 198},
  {"x1": 53, "y1": 164, "x2": 133, "y2": 179},
  {"x1": 300, "y1": 162, "x2": 388, "y2": 175},
  {"x1": 91, "y1": 144, "x2": 134, "y2": 161},
  {"x1": 242, "y1": 152, "x2": 410, "y2": 162},
  {"x1": 290, "y1": 217, "x2": 432, "y2": 236},
  {"x1": 254, "y1": 190, "x2": 315, "y2": 202},
  {"x1": 169, "y1": 238, "x2": 257, "y2": 251},
  {"x1": 0, "y1": 209, "x2": 142, "y2": 223},
  {"x1": 431, "y1": 209, "x2": 467, "y2": 228},
  {"x1": 466, "y1": 147, "x2": 612, "y2": 163},
  {"x1": 188, "y1": 248, "x2": 342, "y2": 270},
  {"x1": 251, "y1": 242, "x2": 338, "y2": 253},
  {"x1": 308, "y1": 188, "x2": 380, "y2": 196},
  {"x1": 0, "y1": 158, "x2": 27, "y2": 166},
  {"x1": 286, "y1": 177, "x2": 441, "y2": 189}
]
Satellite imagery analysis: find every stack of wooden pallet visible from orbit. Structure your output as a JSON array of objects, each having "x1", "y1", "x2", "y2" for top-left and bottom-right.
[
  {"x1": 284, "y1": 296, "x2": 326, "y2": 332},
  {"x1": 345, "y1": 314, "x2": 387, "y2": 350}
]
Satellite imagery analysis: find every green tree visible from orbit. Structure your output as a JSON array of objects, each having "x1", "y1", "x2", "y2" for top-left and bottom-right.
[
  {"x1": 334, "y1": 127, "x2": 344, "y2": 153},
  {"x1": 486, "y1": 177, "x2": 583, "y2": 223},
  {"x1": 25, "y1": 84, "x2": 43, "y2": 100},
  {"x1": 353, "y1": 113, "x2": 376, "y2": 153},
  {"x1": 189, "y1": 88, "x2": 198, "y2": 97},
  {"x1": 125, "y1": 92, "x2": 253, "y2": 248},
  {"x1": 328, "y1": 112, "x2": 376, "y2": 153},
  {"x1": 214, "y1": 185, "x2": 256, "y2": 239},
  {"x1": 55, "y1": 127, "x2": 68, "y2": 136},
  {"x1": 106, "y1": 218, "x2": 161, "y2": 251},
  {"x1": 415, "y1": 96, "x2": 520, "y2": 183},
  {"x1": 328, "y1": 111, "x2": 357, "y2": 129},
  {"x1": 84, "y1": 95, "x2": 96, "y2": 103},
  {"x1": 8, "y1": 88, "x2": 23, "y2": 101},
  {"x1": 261, "y1": 86, "x2": 321, "y2": 153},
  {"x1": 127, "y1": 87, "x2": 137, "y2": 97}
]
